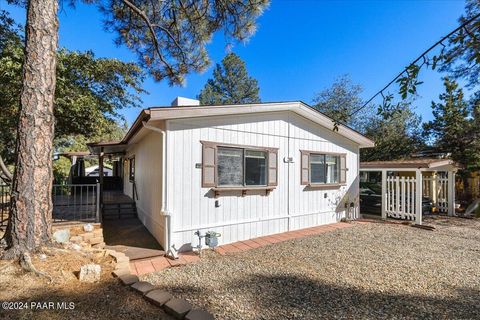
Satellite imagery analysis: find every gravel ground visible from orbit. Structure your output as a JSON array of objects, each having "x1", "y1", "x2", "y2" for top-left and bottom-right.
[{"x1": 145, "y1": 217, "x2": 480, "y2": 320}]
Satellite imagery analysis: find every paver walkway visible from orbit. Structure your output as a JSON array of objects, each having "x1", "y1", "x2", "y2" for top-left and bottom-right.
[
  {"x1": 130, "y1": 222, "x2": 354, "y2": 275},
  {"x1": 214, "y1": 222, "x2": 353, "y2": 255},
  {"x1": 131, "y1": 251, "x2": 200, "y2": 275}
]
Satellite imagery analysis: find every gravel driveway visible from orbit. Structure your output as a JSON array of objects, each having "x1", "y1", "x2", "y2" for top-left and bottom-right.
[{"x1": 144, "y1": 217, "x2": 480, "y2": 319}]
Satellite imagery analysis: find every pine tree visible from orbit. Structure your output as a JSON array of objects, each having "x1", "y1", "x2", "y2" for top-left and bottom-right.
[
  {"x1": 3, "y1": 0, "x2": 269, "y2": 259},
  {"x1": 198, "y1": 53, "x2": 260, "y2": 105},
  {"x1": 423, "y1": 78, "x2": 474, "y2": 169}
]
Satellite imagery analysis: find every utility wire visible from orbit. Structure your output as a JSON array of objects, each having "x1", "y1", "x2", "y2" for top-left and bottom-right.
[{"x1": 349, "y1": 11, "x2": 480, "y2": 118}]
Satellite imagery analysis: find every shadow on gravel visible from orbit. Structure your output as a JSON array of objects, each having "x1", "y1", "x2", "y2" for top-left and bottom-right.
[
  {"x1": 231, "y1": 274, "x2": 480, "y2": 319},
  {"x1": 0, "y1": 278, "x2": 173, "y2": 320},
  {"x1": 162, "y1": 274, "x2": 480, "y2": 319}
]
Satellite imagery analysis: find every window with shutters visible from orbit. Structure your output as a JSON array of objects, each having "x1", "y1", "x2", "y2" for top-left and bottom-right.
[
  {"x1": 301, "y1": 150, "x2": 347, "y2": 186},
  {"x1": 201, "y1": 141, "x2": 278, "y2": 190}
]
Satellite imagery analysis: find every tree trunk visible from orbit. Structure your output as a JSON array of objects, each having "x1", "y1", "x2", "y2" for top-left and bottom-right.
[{"x1": 3, "y1": 0, "x2": 59, "y2": 259}]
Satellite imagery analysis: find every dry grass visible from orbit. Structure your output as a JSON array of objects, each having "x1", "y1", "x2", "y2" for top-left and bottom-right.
[{"x1": 0, "y1": 248, "x2": 170, "y2": 320}]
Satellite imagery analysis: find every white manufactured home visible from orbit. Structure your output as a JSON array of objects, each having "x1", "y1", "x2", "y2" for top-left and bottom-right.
[{"x1": 88, "y1": 99, "x2": 374, "y2": 254}]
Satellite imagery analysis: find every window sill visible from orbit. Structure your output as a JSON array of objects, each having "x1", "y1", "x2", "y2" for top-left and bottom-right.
[
  {"x1": 307, "y1": 183, "x2": 346, "y2": 189},
  {"x1": 212, "y1": 186, "x2": 275, "y2": 197}
]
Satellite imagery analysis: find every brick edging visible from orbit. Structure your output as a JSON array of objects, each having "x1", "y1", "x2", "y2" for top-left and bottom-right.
[{"x1": 109, "y1": 250, "x2": 213, "y2": 320}]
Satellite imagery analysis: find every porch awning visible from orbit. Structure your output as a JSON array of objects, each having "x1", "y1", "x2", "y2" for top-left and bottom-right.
[
  {"x1": 87, "y1": 141, "x2": 128, "y2": 155},
  {"x1": 360, "y1": 159, "x2": 458, "y2": 171}
]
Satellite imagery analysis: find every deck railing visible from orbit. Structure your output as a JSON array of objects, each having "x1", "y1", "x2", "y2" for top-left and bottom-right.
[{"x1": 52, "y1": 183, "x2": 100, "y2": 223}]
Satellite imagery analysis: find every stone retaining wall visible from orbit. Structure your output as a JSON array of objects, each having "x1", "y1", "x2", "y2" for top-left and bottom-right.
[{"x1": 52, "y1": 222, "x2": 105, "y2": 249}]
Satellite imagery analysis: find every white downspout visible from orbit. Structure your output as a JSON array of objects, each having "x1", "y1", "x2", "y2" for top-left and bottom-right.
[{"x1": 142, "y1": 121, "x2": 178, "y2": 259}]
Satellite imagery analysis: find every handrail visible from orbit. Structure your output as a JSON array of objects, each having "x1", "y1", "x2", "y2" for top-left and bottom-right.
[
  {"x1": 52, "y1": 183, "x2": 98, "y2": 187},
  {"x1": 133, "y1": 181, "x2": 139, "y2": 201},
  {"x1": 52, "y1": 183, "x2": 100, "y2": 223}
]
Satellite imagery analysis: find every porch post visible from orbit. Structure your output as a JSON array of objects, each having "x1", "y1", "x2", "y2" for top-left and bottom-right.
[
  {"x1": 431, "y1": 171, "x2": 438, "y2": 206},
  {"x1": 96, "y1": 182, "x2": 101, "y2": 223},
  {"x1": 98, "y1": 147, "x2": 104, "y2": 208},
  {"x1": 448, "y1": 170, "x2": 456, "y2": 216},
  {"x1": 381, "y1": 169, "x2": 387, "y2": 220},
  {"x1": 415, "y1": 169, "x2": 422, "y2": 225}
]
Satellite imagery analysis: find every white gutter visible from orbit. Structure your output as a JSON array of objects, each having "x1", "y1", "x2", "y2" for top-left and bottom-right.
[{"x1": 142, "y1": 121, "x2": 178, "y2": 259}]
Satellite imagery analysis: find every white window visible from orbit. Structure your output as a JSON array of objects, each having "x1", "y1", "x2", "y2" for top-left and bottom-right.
[
  {"x1": 201, "y1": 141, "x2": 277, "y2": 188},
  {"x1": 217, "y1": 147, "x2": 267, "y2": 186},
  {"x1": 301, "y1": 151, "x2": 346, "y2": 186}
]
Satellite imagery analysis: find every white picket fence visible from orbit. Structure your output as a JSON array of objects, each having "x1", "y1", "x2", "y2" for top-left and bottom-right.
[
  {"x1": 386, "y1": 176, "x2": 417, "y2": 220},
  {"x1": 422, "y1": 175, "x2": 448, "y2": 213},
  {"x1": 386, "y1": 174, "x2": 449, "y2": 222}
]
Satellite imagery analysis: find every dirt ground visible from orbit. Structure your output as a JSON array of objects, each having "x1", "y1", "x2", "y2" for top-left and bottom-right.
[{"x1": 0, "y1": 247, "x2": 171, "y2": 320}]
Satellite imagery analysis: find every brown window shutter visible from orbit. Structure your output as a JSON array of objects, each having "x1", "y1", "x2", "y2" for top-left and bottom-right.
[
  {"x1": 340, "y1": 154, "x2": 347, "y2": 184},
  {"x1": 301, "y1": 151, "x2": 310, "y2": 185},
  {"x1": 267, "y1": 150, "x2": 278, "y2": 186},
  {"x1": 202, "y1": 143, "x2": 216, "y2": 187}
]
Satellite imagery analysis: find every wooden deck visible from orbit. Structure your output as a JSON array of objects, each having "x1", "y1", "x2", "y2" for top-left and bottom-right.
[{"x1": 103, "y1": 191, "x2": 135, "y2": 204}]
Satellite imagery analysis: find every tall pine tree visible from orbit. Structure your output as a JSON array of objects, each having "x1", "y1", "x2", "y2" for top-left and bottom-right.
[
  {"x1": 423, "y1": 78, "x2": 475, "y2": 169},
  {"x1": 3, "y1": 0, "x2": 269, "y2": 259},
  {"x1": 198, "y1": 53, "x2": 260, "y2": 105}
]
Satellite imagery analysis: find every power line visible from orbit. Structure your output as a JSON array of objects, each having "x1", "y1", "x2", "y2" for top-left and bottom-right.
[{"x1": 349, "y1": 11, "x2": 480, "y2": 118}]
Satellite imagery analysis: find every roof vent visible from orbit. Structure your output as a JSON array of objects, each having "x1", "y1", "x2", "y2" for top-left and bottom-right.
[{"x1": 171, "y1": 97, "x2": 200, "y2": 107}]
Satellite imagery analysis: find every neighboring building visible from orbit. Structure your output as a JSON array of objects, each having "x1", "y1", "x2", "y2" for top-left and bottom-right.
[
  {"x1": 88, "y1": 98, "x2": 374, "y2": 253},
  {"x1": 85, "y1": 164, "x2": 112, "y2": 177}
]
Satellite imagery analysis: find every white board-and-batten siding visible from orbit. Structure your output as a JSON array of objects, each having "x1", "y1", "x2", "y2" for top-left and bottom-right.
[
  {"x1": 166, "y1": 111, "x2": 359, "y2": 251},
  {"x1": 123, "y1": 130, "x2": 166, "y2": 248}
]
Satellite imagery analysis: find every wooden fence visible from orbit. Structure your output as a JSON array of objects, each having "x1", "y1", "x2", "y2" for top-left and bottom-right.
[
  {"x1": 386, "y1": 176, "x2": 417, "y2": 220},
  {"x1": 422, "y1": 175, "x2": 448, "y2": 213}
]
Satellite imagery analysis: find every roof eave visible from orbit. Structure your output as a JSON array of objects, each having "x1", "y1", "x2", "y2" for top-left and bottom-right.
[
  {"x1": 122, "y1": 109, "x2": 151, "y2": 144},
  {"x1": 147, "y1": 101, "x2": 374, "y2": 148}
]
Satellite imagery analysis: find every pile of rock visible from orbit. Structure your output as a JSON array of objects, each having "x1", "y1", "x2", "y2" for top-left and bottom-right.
[
  {"x1": 52, "y1": 223, "x2": 105, "y2": 250},
  {"x1": 51, "y1": 223, "x2": 108, "y2": 283}
]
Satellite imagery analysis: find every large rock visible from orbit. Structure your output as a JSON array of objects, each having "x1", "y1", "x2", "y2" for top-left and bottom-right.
[
  {"x1": 52, "y1": 229, "x2": 70, "y2": 244},
  {"x1": 78, "y1": 264, "x2": 101, "y2": 283},
  {"x1": 83, "y1": 223, "x2": 94, "y2": 232}
]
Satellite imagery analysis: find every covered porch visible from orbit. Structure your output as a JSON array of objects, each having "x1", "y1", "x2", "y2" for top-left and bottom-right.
[
  {"x1": 360, "y1": 159, "x2": 458, "y2": 225},
  {"x1": 54, "y1": 148, "x2": 166, "y2": 261},
  {"x1": 53, "y1": 150, "x2": 126, "y2": 223}
]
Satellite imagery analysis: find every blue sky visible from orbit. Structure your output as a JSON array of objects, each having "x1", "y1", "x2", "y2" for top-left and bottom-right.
[{"x1": 1, "y1": 0, "x2": 467, "y2": 126}]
